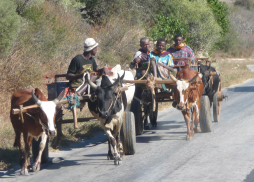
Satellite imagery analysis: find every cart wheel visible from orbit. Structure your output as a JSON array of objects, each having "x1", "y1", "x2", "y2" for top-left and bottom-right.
[
  {"x1": 149, "y1": 102, "x2": 158, "y2": 127},
  {"x1": 213, "y1": 79, "x2": 222, "y2": 122},
  {"x1": 199, "y1": 95, "x2": 212, "y2": 132},
  {"x1": 121, "y1": 112, "x2": 136, "y2": 155},
  {"x1": 130, "y1": 99, "x2": 143, "y2": 135}
]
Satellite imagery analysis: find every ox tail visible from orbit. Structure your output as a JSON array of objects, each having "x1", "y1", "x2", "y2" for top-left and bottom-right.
[
  {"x1": 13, "y1": 133, "x2": 21, "y2": 148},
  {"x1": 13, "y1": 137, "x2": 18, "y2": 148}
]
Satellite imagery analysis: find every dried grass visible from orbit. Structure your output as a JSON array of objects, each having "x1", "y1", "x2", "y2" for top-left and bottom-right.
[{"x1": 1, "y1": 0, "x2": 254, "y2": 171}]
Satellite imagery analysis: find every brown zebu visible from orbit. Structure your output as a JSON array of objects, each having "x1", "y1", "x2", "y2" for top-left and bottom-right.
[
  {"x1": 10, "y1": 88, "x2": 64, "y2": 174},
  {"x1": 170, "y1": 64, "x2": 203, "y2": 140}
]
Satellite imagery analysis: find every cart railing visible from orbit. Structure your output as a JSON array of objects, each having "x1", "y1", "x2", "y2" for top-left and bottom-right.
[{"x1": 135, "y1": 57, "x2": 216, "y2": 71}]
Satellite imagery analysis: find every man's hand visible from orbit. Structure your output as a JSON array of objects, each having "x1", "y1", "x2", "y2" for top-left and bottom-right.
[
  {"x1": 96, "y1": 67, "x2": 109, "y2": 76},
  {"x1": 134, "y1": 58, "x2": 141, "y2": 64},
  {"x1": 103, "y1": 67, "x2": 109, "y2": 75}
]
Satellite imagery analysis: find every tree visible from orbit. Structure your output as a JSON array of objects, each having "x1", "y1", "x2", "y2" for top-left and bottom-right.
[{"x1": 0, "y1": 0, "x2": 21, "y2": 56}]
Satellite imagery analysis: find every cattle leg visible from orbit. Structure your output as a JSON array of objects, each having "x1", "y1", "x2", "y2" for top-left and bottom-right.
[
  {"x1": 182, "y1": 110, "x2": 193, "y2": 140},
  {"x1": 116, "y1": 132, "x2": 125, "y2": 159},
  {"x1": 33, "y1": 131, "x2": 47, "y2": 172},
  {"x1": 105, "y1": 130, "x2": 122, "y2": 165},
  {"x1": 107, "y1": 137, "x2": 114, "y2": 160},
  {"x1": 144, "y1": 117, "x2": 150, "y2": 130},
  {"x1": 193, "y1": 102, "x2": 201, "y2": 133},
  {"x1": 13, "y1": 129, "x2": 24, "y2": 167},
  {"x1": 20, "y1": 133, "x2": 32, "y2": 175}
]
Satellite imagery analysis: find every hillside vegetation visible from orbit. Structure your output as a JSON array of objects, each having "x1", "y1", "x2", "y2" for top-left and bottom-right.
[{"x1": 0, "y1": 0, "x2": 254, "y2": 170}]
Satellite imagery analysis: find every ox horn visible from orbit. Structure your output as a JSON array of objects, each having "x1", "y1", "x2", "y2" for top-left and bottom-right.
[
  {"x1": 85, "y1": 74, "x2": 98, "y2": 90},
  {"x1": 188, "y1": 73, "x2": 199, "y2": 84},
  {"x1": 53, "y1": 88, "x2": 66, "y2": 104},
  {"x1": 32, "y1": 90, "x2": 42, "y2": 106},
  {"x1": 169, "y1": 73, "x2": 178, "y2": 83}
]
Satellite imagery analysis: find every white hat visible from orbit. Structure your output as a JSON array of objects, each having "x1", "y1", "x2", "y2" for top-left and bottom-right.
[{"x1": 84, "y1": 38, "x2": 99, "y2": 52}]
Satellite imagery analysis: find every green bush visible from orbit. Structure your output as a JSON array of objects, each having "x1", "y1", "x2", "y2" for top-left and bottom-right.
[
  {"x1": 207, "y1": 0, "x2": 230, "y2": 37},
  {"x1": 146, "y1": 0, "x2": 222, "y2": 52},
  {"x1": 0, "y1": 0, "x2": 21, "y2": 56},
  {"x1": 147, "y1": 13, "x2": 190, "y2": 43},
  {"x1": 81, "y1": 0, "x2": 161, "y2": 24},
  {"x1": 82, "y1": 0, "x2": 222, "y2": 52}
]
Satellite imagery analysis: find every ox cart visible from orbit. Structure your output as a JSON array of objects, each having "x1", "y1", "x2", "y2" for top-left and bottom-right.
[
  {"x1": 125, "y1": 58, "x2": 226, "y2": 135},
  {"x1": 11, "y1": 69, "x2": 137, "y2": 165}
]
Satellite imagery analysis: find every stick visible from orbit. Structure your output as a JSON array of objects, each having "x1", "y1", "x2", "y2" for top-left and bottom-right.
[{"x1": 12, "y1": 94, "x2": 95, "y2": 115}]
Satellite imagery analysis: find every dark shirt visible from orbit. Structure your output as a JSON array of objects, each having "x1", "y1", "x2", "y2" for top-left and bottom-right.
[
  {"x1": 67, "y1": 54, "x2": 98, "y2": 89},
  {"x1": 130, "y1": 49, "x2": 149, "y2": 69}
]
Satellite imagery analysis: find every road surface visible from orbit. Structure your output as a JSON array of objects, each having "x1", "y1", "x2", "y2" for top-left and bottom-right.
[{"x1": 1, "y1": 79, "x2": 254, "y2": 182}]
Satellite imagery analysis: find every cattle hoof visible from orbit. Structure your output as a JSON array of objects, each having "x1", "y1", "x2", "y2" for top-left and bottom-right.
[
  {"x1": 107, "y1": 155, "x2": 114, "y2": 160},
  {"x1": 114, "y1": 158, "x2": 122, "y2": 165},
  {"x1": 32, "y1": 164, "x2": 40, "y2": 172},
  {"x1": 144, "y1": 125, "x2": 150, "y2": 130},
  {"x1": 152, "y1": 122, "x2": 157, "y2": 127},
  {"x1": 186, "y1": 136, "x2": 193, "y2": 140},
  {"x1": 20, "y1": 169, "x2": 29, "y2": 175},
  {"x1": 194, "y1": 127, "x2": 200, "y2": 133}
]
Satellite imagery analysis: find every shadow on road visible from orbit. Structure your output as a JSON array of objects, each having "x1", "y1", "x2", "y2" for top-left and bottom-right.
[
  {"x1": 244, "y1": 169, "x2": 254, "y2": 182},
  {"x1": 227, "y1": 86, "x2": 254, "y2": 92},
  {"x1": 136, "y1": 119, "x2": 187, "y2": 143}
]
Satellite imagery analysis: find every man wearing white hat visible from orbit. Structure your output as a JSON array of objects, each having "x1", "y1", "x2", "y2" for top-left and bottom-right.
[{"x1": 66, "y1": 38, "x2": 108, "y2": 92}]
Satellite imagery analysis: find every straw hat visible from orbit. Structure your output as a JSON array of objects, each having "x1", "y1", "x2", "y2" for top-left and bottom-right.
[{"x1": 84, "y1": 38, "x2": 99, "y2": 52}]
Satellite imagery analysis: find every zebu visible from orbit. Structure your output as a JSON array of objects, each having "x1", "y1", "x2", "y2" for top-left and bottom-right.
[
  {"x1": 199, "y1": 63, "x2": 220, "y2": 106},
  {"x1": 10, "y1": 88, "x2": 64, "y2": 174},
  {"x1": 85, "y1": 65, "x2": 135, "y2": 165},
  {"x1": 170, "y1": 64, "x2": 203, "y2": 140}
]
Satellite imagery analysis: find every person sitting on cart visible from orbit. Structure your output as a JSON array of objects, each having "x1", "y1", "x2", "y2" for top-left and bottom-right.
[
  {"x1": 129, "y1": 37, "x2": 151, "y2": 101},
  {"x1": 167, "y1": 34, "x2": 196, "y2": 71},
  {"x1": 66, "y1": 38, "x2": 109, "y2": 95},
  {"x1": 130, "y1": 37, "x2": 151, "y2": 78},
  {"x1": 149, "y1": 38, "x2": 174, "y2": 79}
]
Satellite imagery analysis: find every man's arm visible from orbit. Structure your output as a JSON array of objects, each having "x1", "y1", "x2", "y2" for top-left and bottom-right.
[
  {"x1": 66, "y1": 72, "x2": 83, "y2": 81},
  {"x1": 130, "y1": 58, "x2": 141, "y2": 69},
  {"x1": 157, "y1": 62, "x2": 174, "y2": 72},
  {"x1": 66, "y1": 57, "x2": 82, "y2": 81},
  {"x1": 94, "y1": 67, "x2": 109, "y2": 76}
]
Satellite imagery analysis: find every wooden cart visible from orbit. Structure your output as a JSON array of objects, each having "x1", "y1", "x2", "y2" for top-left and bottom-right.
[
  {"x1": 124, "y1": 58, "x2": 226, "y2": 135},
  {"x1": 43, "y1": 71, "x2": 136, "y2": 154},
  {"x1": 11, "y1": 70, "x2": 137, "y2": 163}
]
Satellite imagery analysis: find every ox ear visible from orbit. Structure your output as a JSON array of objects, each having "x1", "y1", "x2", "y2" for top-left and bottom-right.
[
  {"x1": 205, "y1": 64, "x2": 211, "y2": 75},
  {"x1": 188, "y1": 73, "x2": 199, "y2": 84},
  {"x1": 111, "y1": 74, "x2": 120, "y2": 91},
  {"x1": 120, "y1": 71, "x2": 125, "y2": 82},
  {"x1": 85, "y1": 74, "x2": 98, "y2": 90},
  {"x1": 32, "y1": 90, "x2": 42, "y2": 106}
]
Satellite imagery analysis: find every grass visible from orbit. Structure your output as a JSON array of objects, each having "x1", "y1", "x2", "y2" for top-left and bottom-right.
[
  {"x1": 0, "y1": 58, "x2": 254, "y2": 171},
  {"x1": 214, "y1": 58, "x2": 254, "y2": 88},
  {"x1": 49, "y1": 107, "x2": 103, "y2": 151}
]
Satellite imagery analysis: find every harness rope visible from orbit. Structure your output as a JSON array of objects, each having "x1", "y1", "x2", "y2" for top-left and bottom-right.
[
  {"x1": 123, "y1": 61, "x2": 151, "y2": 86},
  {"x1": 97, "y1": 88, "x2": 122, "y2": 114}
]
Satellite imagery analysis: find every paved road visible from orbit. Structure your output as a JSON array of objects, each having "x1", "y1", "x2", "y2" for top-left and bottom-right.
[
  {"x1": 1, "y1": 79, "x2": 254, "y2": 182},
  {"x1": 247, "y1": 65, "x2": 254, "y2": 72}
]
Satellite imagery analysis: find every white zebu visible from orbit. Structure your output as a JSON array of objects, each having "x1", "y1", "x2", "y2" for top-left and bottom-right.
[{"x1": 85, "y1": 64, "x2": 135, "y2": 165}]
